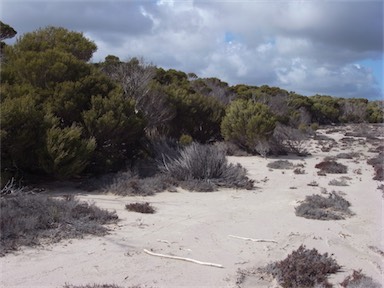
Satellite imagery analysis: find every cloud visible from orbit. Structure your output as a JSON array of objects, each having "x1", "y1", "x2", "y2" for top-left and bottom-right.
[{"x1": 1, "y1": 0, "x2": 383, "y2": 99}]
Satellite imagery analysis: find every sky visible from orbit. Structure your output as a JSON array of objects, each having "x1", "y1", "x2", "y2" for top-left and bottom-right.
[{"x1": 1, "y1": 0, "x2": 383, "y2": 100}]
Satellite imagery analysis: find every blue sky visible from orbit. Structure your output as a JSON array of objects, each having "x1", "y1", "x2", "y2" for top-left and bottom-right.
[{"x1": 1, "y1": 0, "x2": 383, "y2": 100}]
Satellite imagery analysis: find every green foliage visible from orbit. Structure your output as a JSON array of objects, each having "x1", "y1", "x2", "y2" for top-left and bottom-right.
[
  {"x1": 12, "y1": 26, "x2": 96, "y2": 61},
  {"x1": 82, "y1": 91, "x2": 146, "y2": 172},
  {"x1": 179, "y1": 134, "x2": 193, "y2": 146},
  {"x1": 221, "y1": 99, "x2": 276, "y2": 152},
  {"x1": 40, "y1": 124, "x2": 96, "y2": 178},
  {"x1": 366, "y1": 101, "x2": 384, "y2": 123},
  {"x1": 311, "y1": 95, "x2": 341, "y2": 124},
  {"x1": 0, "y1": 21, "x2": 17, "y2": 41}
]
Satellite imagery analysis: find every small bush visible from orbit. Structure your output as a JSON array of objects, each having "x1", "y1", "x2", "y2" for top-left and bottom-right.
[
  {"x1": 367, "y1": 153, "x2": 384, "y2": 181},
  {"x1": 159, "y1": 143, "x2": 254, "y2": 190},
  {"x1": 63, "y1": 284, "x2": 130, "y2": 288},
  {"x1": 0, "y1": 193, "x2": 118, "y2": 255},
  {"x1": 307, "y1": 181, "x2": 319, "y2": 187},
  {"x1": 293, "y1": 168, "x2": 305, "y2": 174},
  {"x1": 267, "y1": 160, "x2": 294, "y2": 170},
  {"x1": 340, "y1": 270, "x2": 381, "y2": 288},
  {"x1": 329, "y1": 178, "x2": 349, "y2": 186},
  {"x1": 179, "y1": 134, "x2": 193, "y2": 146},
  {"x1": 125, "y1": 202, "x2": 156, "y2": 214},
  {"x1": 266, "y1": 245, "x2": 341, "y2": 288},
  {"x1": 295, "y1": 192, "x2": 353, "y2": 220},
  {"x1": 315, "y1": 160, "x2": 348, "y2": 174},
  {"x1": 336, "y1": 152, "x2": 360, "y2": 159}
]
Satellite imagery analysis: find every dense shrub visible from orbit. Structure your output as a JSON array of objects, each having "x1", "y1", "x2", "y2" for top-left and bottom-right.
[
  {"x1": 0, "y1": 192, "x2": 118, "y2": 255},
  {"x1": 340, "y1": 270, "x2": 381, "y2": 288},
  {"x1": 315, "y1": 160, "x2": 348, "y2": 174},
  {"x1": 159, "y1": 142, "x2": 253, "y2": 190},
  {"x1": 125, "y1": 202, "x2": 156, "y2": 214},
  {"x1": 266, "y1": 245, "x2": 341, "y2": 288},
  {"x1": 295, "y1": 192, "x2": 353, "y2": 220},
  {"x1": 221, "y1": 99, "x2": 276, "y2": 153}
]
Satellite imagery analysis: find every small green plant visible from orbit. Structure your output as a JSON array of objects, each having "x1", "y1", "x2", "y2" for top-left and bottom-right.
[
  {"x1": 125, "y1": 202, "x2": 156, "y2": 214},
  {"x1": 295, "y1": 192, "x2": 353, "y2": 220},
  {"x1": 266, "y1": 245, "x2": 341, "y2": 288}
]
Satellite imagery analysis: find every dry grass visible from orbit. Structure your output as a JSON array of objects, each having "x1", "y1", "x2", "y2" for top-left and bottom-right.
[{"x1": 0, "y1": 192, "x2": 118, "y2": 256}]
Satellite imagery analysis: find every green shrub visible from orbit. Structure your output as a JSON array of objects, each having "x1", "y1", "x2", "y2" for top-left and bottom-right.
[
  {"x1": 179, "y1": 134, "x2": 193, "y2": 146},
  {"x1": 221, "y1": 99, "x2": 276, "y2": 153},
  {"x1": 266, "y1": 245, "x2": 341, "y2": 288},
  {"x1": 295, "y1": 192, "x2": 353, "y2": 220},
  {"x1": 40, "y1": 124, "x2": 96, "y2": 178}
]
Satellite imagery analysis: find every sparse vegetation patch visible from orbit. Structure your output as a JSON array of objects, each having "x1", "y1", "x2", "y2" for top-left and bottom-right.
[
  {"x1": 267, "y1": 160, "x2": 294, "y2": 170},
  {"x1": 340, "y1": 270, "x2": 381, "y2": 288},
  {"x1": 315, "y1": 160, "x2": 348, "y2": 174},
  {"x1": 0, "y1": 192, "x2": 118, "y2": 255},
  {"x1": 125, "y1": 202, "x2": 156, "y2": 214},
  {"x1": 295, "y1": 192, "x2": 353, "y2": 220}
]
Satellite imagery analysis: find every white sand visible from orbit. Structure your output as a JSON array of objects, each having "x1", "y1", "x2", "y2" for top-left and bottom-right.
[{"x1": 1, "y1": 126, "x2": 383, "y2": 288}]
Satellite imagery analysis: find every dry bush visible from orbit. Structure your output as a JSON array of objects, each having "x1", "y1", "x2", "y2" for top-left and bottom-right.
[
  {"x1": 329, "y1": 178, "x2": 349, "y2": 186},
  {"x1": 307, "y1": 181, "x2": 319, "y2": 187},
  {"x1": 265, "y1": 245, "x2": 341, "y2": 288},
  {"x1": 272, "y1": 123, "x2": 310, "y2": 156},
  {"x1": 267, "y1": 160, "x2": 294, "y2": 170},
  {"x1": 367, "y1": 153, "x2": 384, "y2": 181},
  {"x1": 315, "y1": 160, "x2": 348, "y2": 174},
  {"x1": 336, "y1": 152, "x2": 360, "y2": 159},
  {"x1": 159, "y1": 143, "x2": 254, "y2": 191},
  {"x1": 214, "y1": 141, "x2": 250, "y2": 156},
  {"x1": 63, "y1": 284, "x2": 124, "y2": 288},
  {"x1": 294, "y1": 168, "x2": 305, "y2": 174},
  {"x1": 105, "y1": 172, "x2": 177, "y2": 196},
  {"x1": 295, "y1": 192, "x2": 353, "y2": 220},
  {"x1": 125, "y1": 202, "x2": 155, "y2": 214},
  {"x1": 179, "y1": 179, "x2": 216, "y2": 192},
  {"x1": 0, "y1": 193, "x2": 118, "y2": 255},
  {"x1": 340, "y1": 270, "x2": 381, "y2": 288}
]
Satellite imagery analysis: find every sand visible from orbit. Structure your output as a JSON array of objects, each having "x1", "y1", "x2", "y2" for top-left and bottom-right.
[{"x1": 1, "y1": 125, "x2": 383, "y2": 288}]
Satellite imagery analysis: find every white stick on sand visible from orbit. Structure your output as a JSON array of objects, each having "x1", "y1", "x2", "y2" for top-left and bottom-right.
[
  {"x1": 143, "y1": 249, "x2": 224, "y2": 268},
  {"x1": 228, "y1": 235, "x2": 278, "y2": 243}
]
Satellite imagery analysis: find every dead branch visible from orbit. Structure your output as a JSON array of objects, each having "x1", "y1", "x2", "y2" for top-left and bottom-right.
[
  {"x1": 228, "y1": 235, "x2": 278, "y2": 243},
  {"x1": 143, "y1": 249, "x2": 224, "y2": 268}
]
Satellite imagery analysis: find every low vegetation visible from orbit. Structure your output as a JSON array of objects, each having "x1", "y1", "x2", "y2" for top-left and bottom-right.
[
  {"x1": 340, "y1": 270, "x2": 382, "y2": 288},
  {"x1": 265, "y1": 245, "x2": 341, "y2": 288},
  {"x1": 267, "y1": 160, "x2": 294, "y2": 170},
  {"x1": 125, "y1": 202, "x2": 156, "y2": 214},
  {"x1": 315, "y1": 160, "x2": 348, "y2": 174},
  {"x1": 329, "y1": 178, "x2": 349, "y2": 186},
  {"x1": 295, "y1": 192, "x2": 353, "y2": 220},
  {"x1": 63, "y1": 284, "x2": 127, "y2": 288},
  {"x1": 0, "y1": 190, "x2": 118, "y2": 256},
  {"x1": 367, "y1": 153, "x2": 384, "y2": 181}
]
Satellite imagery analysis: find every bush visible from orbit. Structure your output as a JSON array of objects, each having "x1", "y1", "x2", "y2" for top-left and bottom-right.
[
  {"x1": 340, "y1": 270, "x2": 381, "y2": 288},
  {"x1": 367, "y1": 153, "x2": 384, "y2": 181},
  {"x1": 329, "y1": 178, "x2": 349, "y2": 186},
  {"x1": 293, "y1": 168, "x2": 305, "y2": 174},
  {"x1": 221, "y1": 99, "x2": 276, "y2": 153},
  {"x1": 0, "y1": 192, "x2": 118, "y2": 255},
  {"x1": 295, "y1": 192, "x2": 353, "y2": 220},
  {"x1": 125, "y1": 202, "x2": 156, "y2": 214},
  {"x1": 266, "y1": 245, "x2": 341, "y2": 288},
  {"x1": 267, "y1": 160, "x2": 294, "y2": 170},
  {"x1": 315, "y1": 160, "x2": 348, "y2": 174},
  {"x1": 159, "y1": 142, "x2": 253, "y2": 190},
  {"x1": 63, "y1": 284, "x2": 124, "y2": 288}
]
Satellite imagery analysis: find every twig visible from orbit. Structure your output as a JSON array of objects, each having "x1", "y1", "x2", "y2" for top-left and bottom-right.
[
  {"x1": 143, "y1": 249, "x2": 224, "y2": 268},
  {"x1": 228, "y1": 235, "x2": 278, "y2": 243}
]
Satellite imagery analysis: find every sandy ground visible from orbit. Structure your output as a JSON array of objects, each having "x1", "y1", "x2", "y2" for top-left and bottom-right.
[{"x1": 1, "y1": 125, "x2": 383, "y2": 288}]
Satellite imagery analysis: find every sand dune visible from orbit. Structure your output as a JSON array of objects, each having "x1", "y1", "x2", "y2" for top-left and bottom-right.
[{"x1": 1, "y1": 125, "x2": 383, "y2": 287}]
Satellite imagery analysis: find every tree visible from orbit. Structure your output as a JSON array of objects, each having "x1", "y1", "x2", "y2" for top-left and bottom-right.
[
  {"x1": 0, "y1": 21, "x2": 17, "y2": 41},
  {"x1": 221, "y1": 99, "x2": 276, "y2": 153}
]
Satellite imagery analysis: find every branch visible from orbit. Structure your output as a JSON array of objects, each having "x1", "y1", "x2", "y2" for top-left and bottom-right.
[
  {"x1": 143, "y1": 249, "x2": 224, "y2": 268},
  {"x1": 228, "y1": 235, "x2": 278, "y2": 243}
]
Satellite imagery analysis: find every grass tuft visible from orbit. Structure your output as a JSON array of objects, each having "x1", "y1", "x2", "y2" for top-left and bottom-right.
[{"x1": 295, "y1": 192, "x2": 353, "y2": 220}]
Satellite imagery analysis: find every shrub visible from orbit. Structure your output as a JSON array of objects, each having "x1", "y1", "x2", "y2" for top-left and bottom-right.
[
  {"x1": 307, "y1": 181, "x2": 319, "y2": 187},
  {"x1": 329, "y1": 178, "x2": 349, "y2": 186},
  {"x1": 221, "y1": 99, "x2": 276, "y2": 153},
  {"x1": 367, "y1": 153, "x2": 384, "y2": 181},
  {"x1": 295, "y1": 192, "x2": 353, "y2": 220},
  {"x1": 340, "y1": 270, "x2": 381, "y2": 288},
  {"x1": 272, "y1": 123, "x2": 310, "y2": 156},
  {"x1": 104, "y1": 171, "x2": 177, "y2": 196},
  {"x1": 125, "y1": 202, "x2": 155, "y2": 214},
  {"x1": 159, "y1": 143, "x2": 254, "y2": 190},
  {"x1": 0, "y1": 192, "x2": 118, "y2": 255},
  {"x1": 63, "y1": 284, "x2": 124, "y2": 288},
  {"x1": 267, "y1": 160, "x2": 294, "y2": 170},
  {"x1": 336, "y1": 152, "x2": 360, "y2": 159},
  {"x1": 266, "y1": 245, "x2": 341, "y2": 288},
  {"x1": 179, "y1": 134, "x2": 193, "y2": 146},
  {"x1": 293, "y1": 168, "x2": 305, "y2": 174},
  {"x1": 315, "y1": 160, "x2": 348, "y2": 174}
]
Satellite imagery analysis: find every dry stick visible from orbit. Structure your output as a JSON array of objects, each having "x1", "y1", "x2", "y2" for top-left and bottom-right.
[
  {"x1": 143, "y1": 249, "x2": 224, "y2": 268},
  {"x1": 228, "y1": 235, "x2": 278, "y2": 243}
]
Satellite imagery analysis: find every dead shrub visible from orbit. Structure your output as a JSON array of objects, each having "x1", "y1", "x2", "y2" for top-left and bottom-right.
[
  {"x1": 0, "y1": 193, "x2": 118, "y2": 255},
  {"x1": 367, "y1": 153, "x2": 384, "y2": 181},
  {"x1": 295, "y1": 192, "x2": 353, "y2": 220},
  {"x1": 329, "y1": 178, "x2": 349, "y2": 186},
  {"x1": 293, "y1": 168, "x2": 305, "y2": 174},
  {"x1": 267, "y1": 160, "x2": 294, "y2": 170},
  {"x1": 265, "y1": 245, "x2": 341, "y2": 288},
  {"x1": 336, "y1": 152, "x2": 360, "y2": 159},
  {"x1": 340, "y1": 270, "x2": 381, "y2": 288},
  {"x1": 315, "y1": 160, "x2": 348, "y2": 174},
  {"x1": 125, "y1": 202, "x2": 156, "y2": 214}
]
